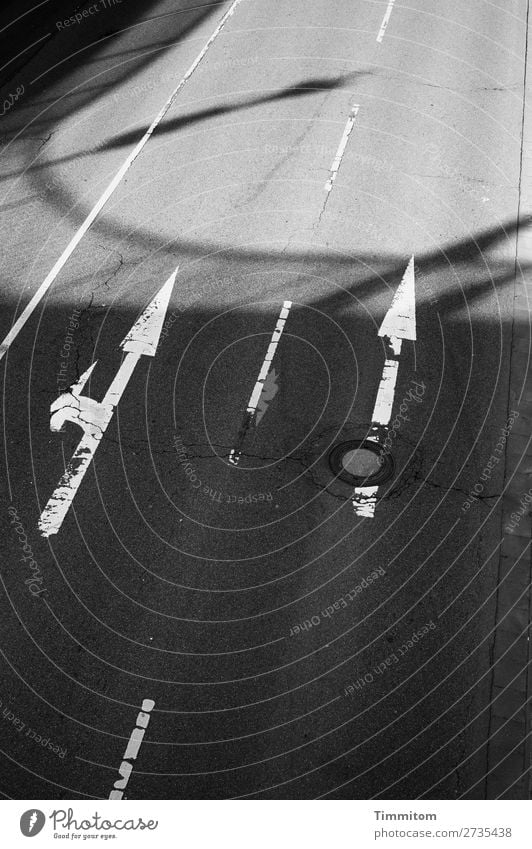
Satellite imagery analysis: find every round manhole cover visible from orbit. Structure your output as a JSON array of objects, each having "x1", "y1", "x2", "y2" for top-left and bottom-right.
[{"x1": 328, "y1": 439, "x2": 394, "y2": 486}]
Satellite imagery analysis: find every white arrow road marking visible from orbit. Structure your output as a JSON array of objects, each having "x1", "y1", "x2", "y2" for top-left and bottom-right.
[
  {"x1": 378, "y1": 255, "x2": 416, "y2": 341},
  {"x1": 353, "y1": 257, "x2": 416, "y2": 517},
  {"x1": 353, "y1": 485, "x2": 380, "y2": 518},
  {"x1": 377, "y1": 0, "x2": 397, "y2": 42},
  {"x1": 325, "y1": 105, "x2": 360, "y2": 193},
  {"x1": 353, "y1": 345, "x2": 401, "y2": 517},
  {"x1": 38, "y1": 269, "x2": 177, "y2": 537},
  {"x1": 0, "y1": 0, "x2": 246, "y2": 362},
  {"x1": 109, "y1": 699, "x2": 155, "y2": 800},
  {"x1": 229, "y1": 301, "x2": 292, "y2": 466}
]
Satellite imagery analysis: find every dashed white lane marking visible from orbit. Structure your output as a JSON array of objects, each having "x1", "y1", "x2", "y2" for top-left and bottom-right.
[
  {"x1": 109, "y1": 699, "x2": 155, "y2": 800},
  {"x1": 324, "y1": 105, "x2": 360, "y2": 194},
  {"x1": 38, "y1": 269, "x2": 177, "y2": 537},
  {"x1": 229, "y1": 301, "x2": 292, "y2": 466},
  {"x1": 353, "y1": 257, "x2": 416, "y2": 517},
  {"x1": 377, "y1": 0, "x2": 397, "y2": 42},
  {"x1": 0, "y1": 0, "x2": 246, "y2": 362}
]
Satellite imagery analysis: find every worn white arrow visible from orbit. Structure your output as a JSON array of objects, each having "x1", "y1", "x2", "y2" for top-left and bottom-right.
[
  {"x1": 38, "y1": 268, "x2": 178, "y2": 537},
  {"x1": 353, "y1": 256, "x2": 416, "y2": 518}
]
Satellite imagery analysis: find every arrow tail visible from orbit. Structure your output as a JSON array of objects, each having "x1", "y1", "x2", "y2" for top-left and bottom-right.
[
  {"x1": 352, "y1": 359, "x2": 401, "y2": 518},
  {"x1": 370, "y1": 349, "x2": 401, "y2": 429},
  {"x1": 38, "y1": 432, "x2": 101, "y2": 537}
]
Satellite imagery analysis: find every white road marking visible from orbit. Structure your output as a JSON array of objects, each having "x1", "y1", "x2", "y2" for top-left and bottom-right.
[
  {"x1": 229, "y1": 301, "x2": 292, "y2": 466},
  {"x1": 109, "y1": 699, "x2": 155, "y2": 800},
  {"x1": 324, "y1": 105, "x2": 359, "y2": 194},
  {"x1": 377, "y1": 0, "x2": 397, "y2": 42},
  {"x1": 353, "y1": 257, "x2": 416, "y2": 517},
  {"x1": 353, "y1": 485, "x2": 379, "y2": 517},
  {"x1": 0, "y1": 0, "x2": 246, "y2": 362},
  {"x1": 368, "y1": 355, "x2": 402, "y2": 427},
  {"x1": 38, "y1": 269, "x2": 177, "y2": 537},
  {"x1": 353, "y1": 353, "x2": 401, "y2": 517},
  {"x1": 378, "y1": 255, "x2": 416, "y2": 341}
]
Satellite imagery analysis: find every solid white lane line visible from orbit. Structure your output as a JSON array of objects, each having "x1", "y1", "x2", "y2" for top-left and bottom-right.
[
  {"x1": 0, "y1": 0, "x2": 246, "y2": 362},
  {"x1": 324, "y1": 105, "x2": 359, "y2": 194},
  {"x1": 377, "y1": 0, "x2": 397, "y2": 43},
  {"x1": 109, "y1": 699, "x2": 155, "y2": 800},
  {"x1": 229, "y1": 301, "x2": 292, "y2": 466}
]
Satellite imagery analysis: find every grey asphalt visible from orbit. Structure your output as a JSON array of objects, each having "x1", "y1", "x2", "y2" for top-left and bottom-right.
[{"x1": 0, "y1": 0, "x2": 529, "y2": 799}]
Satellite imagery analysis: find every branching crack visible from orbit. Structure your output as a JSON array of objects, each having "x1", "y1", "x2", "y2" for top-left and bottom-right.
[{"x1": 95, "y1": 247, "x2": 125, "y2": 291}]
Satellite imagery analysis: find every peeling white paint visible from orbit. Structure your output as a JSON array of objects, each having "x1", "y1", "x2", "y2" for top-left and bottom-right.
[
  {"x1": 109, "y1": 699, "x2": 155, "y2": 800},
  {"x1": 377, "y1": 0, "x2": 397, "y2": 42},
  {"x1": 353, "y1": 258, "x2": 416, "y2": 517},
  {"x1": 38, "y1": 271, "x2": 177, "y2": 537},
  {"x1": 229, "y1": 301, "x2": 292, "y2": 466},
  {"x1": 0, "y1": 0, "x2": 246, "y2": 361},
  {"x1": 324, "y1": 105, "x2": 360, "y2": 193}
]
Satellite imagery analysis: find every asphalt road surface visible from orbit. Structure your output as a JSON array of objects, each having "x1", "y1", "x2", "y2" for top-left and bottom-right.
[{"x1": 0, "y1": 0, "x2": 530, "y2": 799}]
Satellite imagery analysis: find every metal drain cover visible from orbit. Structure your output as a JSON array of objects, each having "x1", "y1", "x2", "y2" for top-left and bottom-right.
[{"x1": 328, "y1": 439, "x2": 394, "y2": 486}]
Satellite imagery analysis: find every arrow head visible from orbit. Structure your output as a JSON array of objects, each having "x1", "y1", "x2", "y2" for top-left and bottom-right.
[
  {"x1": 378, "y1": 255, "x2": 416, "y2": 341},
  {"x1": 61, "y1": 361, "x2": 98, "y2": 399},
  {"x1": 121, "y1": 266, "x2": 178, "y2": 356}
]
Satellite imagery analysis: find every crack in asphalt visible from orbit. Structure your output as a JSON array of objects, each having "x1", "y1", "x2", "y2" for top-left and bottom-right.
[
  {"x1": 94, "y1": 246, "x2": 125, "y2": 291},
  {"x1": 418, "y1": 478, "x2": 502, "y2": 500}
]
